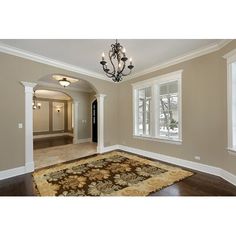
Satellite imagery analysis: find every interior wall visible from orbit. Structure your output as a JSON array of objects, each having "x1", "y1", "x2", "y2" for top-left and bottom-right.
[
  {"x1": 0, "y1": 53, "x2": 119, "y2": 171},
  {"x1": 33, "y1": 101, "x2": 50, "y2": 132},
  {"x1": 118, "y1": 40, "x2": 236, "y2": 175},
  {"x1": 33, "y1": 98, "x2": 71, "y2": 134}
]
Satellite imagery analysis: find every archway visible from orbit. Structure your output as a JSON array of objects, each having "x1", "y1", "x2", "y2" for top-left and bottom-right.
[{"x1": 20, "y1": 74, "x2": 106, "y2": 172}]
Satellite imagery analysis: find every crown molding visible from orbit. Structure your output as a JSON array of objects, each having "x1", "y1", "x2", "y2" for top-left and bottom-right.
[
  {"x1": 0, "y1": 40, "x2": 233, "y2": 84},
  {"x1": 0, "y1": 42, "x2": 109, "y2": 82},
  {"x1": 37, "y1": 81, "x2": 94, "y2": 93},
  {"x1": 123, "y1": 39, "x2": 233, "y2": 82}
]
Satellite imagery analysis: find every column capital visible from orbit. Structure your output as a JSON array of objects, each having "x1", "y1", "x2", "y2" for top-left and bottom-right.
[
  {"x1": 95, "y1": 94, "x2": 106, "y2": 99},
  {"x1": 20, "y1": 81, "x2": 37, "y2": 93}
]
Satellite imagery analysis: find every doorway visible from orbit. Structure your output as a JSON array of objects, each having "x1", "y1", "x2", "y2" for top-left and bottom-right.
[{"x1": 92, "y1": 99, "x2": 98, "y2": 143}]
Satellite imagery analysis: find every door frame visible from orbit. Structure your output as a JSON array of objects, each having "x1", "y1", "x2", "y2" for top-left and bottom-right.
[
  {"x1": 91, "y1": 97, "x2": 97, "y2": 143},
  {"x1": 21, "y1": 81, "x2": 106, "y2": 173}
]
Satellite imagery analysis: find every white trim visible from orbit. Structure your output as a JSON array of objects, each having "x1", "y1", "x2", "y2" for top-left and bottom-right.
[
  {"x1": 95, "y1": 94, "x2": 106, "y2": 153},
  {"x1": 220, "y1": 169, "x2": 236, "y2": 186},
  {"x1": 25, "y1": 161, "x2": 35, "y2": 173},
  {"x1": 125, "y1": 40, "x2": 232, "y2": 81},
  {"x1": 133, "y1": 135, "x2": 182, "y2": 145},
  {"x1": 2, "y1": 143, "x2": 236, "y2": 186},
  {"x1": 73, "y1": 101, "x2": 79, "y2": 144},
  {"x1": 102, "y1": 145, "x2": 120, "y2": 153},
  {"x1": 21, "y1": 81, "x2": 37, "y2": 173},
  {"x1": 223, "y1": 48, "x2": 236, "y2": 62},
  {"x1": 0, "y1": 40, "x2": 232, "y2": 83},
  {"x1": 132, "y1": 70, "x2": 183, "y2": 89},
  {"x1": 224, "y1": 49, "x2": 236, "y2": 152},
  {"x1": 33, "y1": 132, "x2": 74, "y2": 139},
  {"x1": 99, "y1": 144, "x2": 236, "y2": 186},
  {"x1": 0, "y1": 166, "x2": 26, "y2": 180},
  {"x1": 132, "y1": 70, "x2": 182, "y2": 142},
  {"x1": 77, "y1": 138, "x2": 92, "y2": 144},
  {"x1": 0, "y1": 42, "x2": 108, "y2": 82},
  {"x1": 227, "y1": 148, "x2": 236, "y2": 156}
]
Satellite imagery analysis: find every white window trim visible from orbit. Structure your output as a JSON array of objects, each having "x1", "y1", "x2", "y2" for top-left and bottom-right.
[
  {"x1": 132, "y1": 70, "x2": 183, "y2": 144},
  {"x1": 224, "y1": 49, "x2": 236, "y2": 153}
]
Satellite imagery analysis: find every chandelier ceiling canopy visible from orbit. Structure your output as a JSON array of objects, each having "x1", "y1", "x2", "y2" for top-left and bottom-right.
[{"x1": 100, "y1": 40, "x2": 134, "y2": 82}]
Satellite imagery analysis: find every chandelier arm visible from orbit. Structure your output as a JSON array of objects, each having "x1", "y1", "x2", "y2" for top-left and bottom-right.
[
  {"x1": 109, "y1": 50, "x2": 116, "y2": 76},
  {"x1": 102, "y1": 62, "x2": 115, "y2": 78}
]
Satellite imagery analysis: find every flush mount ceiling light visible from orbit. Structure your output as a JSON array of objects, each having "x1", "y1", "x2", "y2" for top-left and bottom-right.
[
  {"x1": 52, "y1": 75, "x2": 78, "y2": 88},
  {"x1": 59, "y1": 78, "x2": 71, "y2": 87},
  {"x1": 100, "y1": 39, "x2": 134, "y2": 83}
]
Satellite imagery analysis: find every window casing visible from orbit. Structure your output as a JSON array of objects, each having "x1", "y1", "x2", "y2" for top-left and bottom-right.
[{"x1": 133, "y1": 70, "x2": 182, "y2": 144}]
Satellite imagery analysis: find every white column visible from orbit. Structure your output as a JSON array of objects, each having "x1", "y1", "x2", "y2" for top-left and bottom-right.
[
  {"x1": 95, "y1": 94, "x2": 106, "y2": 153},
  {"x1": 21, "y1": 81, "x2": 37, "y2": 172},
  {"x1": 73, "y1": 100, "x2": 79, "y2": 144}
]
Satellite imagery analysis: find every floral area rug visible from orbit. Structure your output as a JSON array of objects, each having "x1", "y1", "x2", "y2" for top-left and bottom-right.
[{"x1": 33, "y1": 151, "x2": 193, "y2": 196}]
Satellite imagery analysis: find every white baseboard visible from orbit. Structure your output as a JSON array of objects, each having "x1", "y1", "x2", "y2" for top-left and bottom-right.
[
  {"x1": 102, "y1": 145, "x2": 120, "y2": 153},
  {"x1": 0, "y1": 166, "x2": 25, "y2": 180},
  {"x1": 25, "y1": 161, "x2": 35, "y2": 173},
  {"x1": 77, "y1": 138, "x2": 92, "y2": 144},
  {"x1": 101, "y1": 144, "x2": 236, "y2": 186},
  {"x1": 1, "y1": 144, "x2": 236, "y2": 186}
]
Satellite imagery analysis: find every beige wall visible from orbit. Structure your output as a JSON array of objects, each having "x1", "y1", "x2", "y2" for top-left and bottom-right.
[
  {"x1": 33, "y1": 101, "x2": 50, "y2": 132},
  {"x1": 118, "y1": 40, "x2": 236, "y2": 175},
  {"x1": 52, "y1": 102, "x2": 65, "y2": 131},
  {"x1": 1, "y1": 40, "x2": 236, "y2": 177},
  {"x1": 0, "y1": 53, "x2": 119, "y2": 171}
]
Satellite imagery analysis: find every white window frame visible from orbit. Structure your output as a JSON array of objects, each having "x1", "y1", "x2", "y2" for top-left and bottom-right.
[
  {"x1": 132, "y1": 70, "x2": 182, "y2": 145},
  {"x1": 224, "y1": 49, "x2": 236, "y2": 154}
]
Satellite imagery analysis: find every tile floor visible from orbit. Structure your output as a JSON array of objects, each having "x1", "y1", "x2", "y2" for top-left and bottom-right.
[{"x1": 33, "y1": 142, "x2": 97, "y2": 169}]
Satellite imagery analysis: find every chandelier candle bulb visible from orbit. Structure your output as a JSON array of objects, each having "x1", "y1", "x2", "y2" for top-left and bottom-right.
[
  {"x1": 130, "y1": 57, "x2": 132, "y2": 65},
  {"x1": 102, "y1": 52, "x2": 105, "y2": 61}
]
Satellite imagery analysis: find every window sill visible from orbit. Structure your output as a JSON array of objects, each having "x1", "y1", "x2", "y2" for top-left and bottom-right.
[
  {"x1": 227, "y1": 148, "x2": 236, "y2": 156},
  {"x1": 133, "y1": 135, "x2": 182, "y2": 145}
]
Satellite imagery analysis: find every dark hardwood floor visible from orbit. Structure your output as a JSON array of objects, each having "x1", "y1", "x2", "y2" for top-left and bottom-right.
[
  {"x1": 33, "y1": 135, "x2": 73, "y2": 150},
  {"x1": 1, "y1": 161, "x2": 236, "y2": 196}
]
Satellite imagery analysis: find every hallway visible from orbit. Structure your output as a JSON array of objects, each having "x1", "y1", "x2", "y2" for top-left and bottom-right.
[{"x1": 33, "y1": 142, "x2": 97, "y2": 169}]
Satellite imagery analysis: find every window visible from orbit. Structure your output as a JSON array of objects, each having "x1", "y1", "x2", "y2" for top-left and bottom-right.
[
  {"x1": 137, "y1": 87, "x2": 151, "y2": 135},
  {"x1": 225, "y1": 49, "x2": 236, "y2": 152},
  {"x1": 133, "y1": 70, "x2": 182, "y2": 143}
]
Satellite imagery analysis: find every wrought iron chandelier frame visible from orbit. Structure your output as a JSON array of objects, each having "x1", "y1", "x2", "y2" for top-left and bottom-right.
[{"x1": 100, "y1": 39, "x2": 134, "y2": 82}]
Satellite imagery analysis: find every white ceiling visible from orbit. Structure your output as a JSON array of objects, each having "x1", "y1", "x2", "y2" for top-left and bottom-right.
[
  {"x1": 35, "y1": 90, "x2": 71, "y2": 100},
  {"x1": 0, "y1": 39, "x2": 221, "y2": 78}
]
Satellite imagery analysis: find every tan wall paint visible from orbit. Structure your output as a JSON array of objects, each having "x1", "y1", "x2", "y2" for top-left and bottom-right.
[
  {"x1": 0, "y1": 52, "x2": 119, "y2": 171},
  {"x1": 33, "y1": 101, "x2": 50, "y2": 132},
  {"x1": 118, "y1": 40, "x2": 236, "y2": 175},
  {"x1": 1, "y1": 41, "x2": 236, "y2": 176}
]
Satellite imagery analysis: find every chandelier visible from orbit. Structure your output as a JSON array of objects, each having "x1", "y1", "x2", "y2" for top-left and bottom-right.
[
  {"x1": 32, "y1": 90, "x2": 41, "y2": 110},
  {"x1": 100, "y1": 39, "x2": 134, "y2": 82}
]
